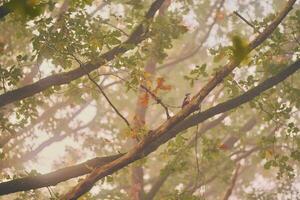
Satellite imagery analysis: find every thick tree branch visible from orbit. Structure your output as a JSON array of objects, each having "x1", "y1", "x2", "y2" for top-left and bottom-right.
[
  {"x1": 181, "y1": 60, "x2": 299, "y2": 132},
  {"x1": 0, "y1": 1, "x2": 296, "y2": 197},
  {"x1": 0, "y1": 154, "x2": 123, "y2": 195},
  {"x1": 61, "y1": 1, "x2": 296, "y2": 198},
  {"x1": 65, "y1": 57, "x2": 299, "y2": 199},
  {"x1": 0, "y1": 59, "x2": 298, "y2": 196},
  {"x1": 0, "y1": 0, "x2": 166, "y2": 108}
]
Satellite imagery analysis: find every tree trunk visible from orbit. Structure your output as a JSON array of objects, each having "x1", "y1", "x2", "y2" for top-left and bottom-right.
[
  {"x1": 129, "y1": 1, "x2": 171, "y2": 198},
  {"x1": 130, "y1": 59, "x2": 157, "y2": 200}
]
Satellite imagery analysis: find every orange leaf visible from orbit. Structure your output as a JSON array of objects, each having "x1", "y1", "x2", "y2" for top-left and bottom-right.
[
  {"x1": 145, "y1": 79, "x2": 152, "y2": 89},
  {"x1": 156, "y1": 77, "x2": 165, "y2": 88},
  {"x1": 139, "y1": 93, "x2": 149, "y2": 108},
  {"x1": 219, "y1": 143, "x2": 229, "y2": 150},
  {"x1": 216, "y1": 11, "x2": 225, "y2": 22},
  {"x1": 156, "y1": 77, "x2": 172, "y2": 91},
  {"x1": 160, "y1": 84, "x2": 172, "y2": 91}
]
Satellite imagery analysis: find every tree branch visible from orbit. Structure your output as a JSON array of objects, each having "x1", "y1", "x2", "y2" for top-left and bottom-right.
[
  {"x1": 233, "y1": 11, "x2": 260, "y2": 33},
  {"x1": 140, "y1": 84, "x2": 171, "y2": 119},
  {"x1": 0, "y1": 0, "x2": 166, "y2": 108},
  {"x1": 0, "y1": 154, "x2": 123, "y2": 195},
  {"x1": 61, "y1": 1, "x2": 296, "y2": 198},
  {"x1": 86, "y1": 72, "x2": 132, "y2": 129},
  {"x1": 0, "y1": 59, "x2": 298, "y2": 196},
  {"x1": 0, "y1": 114, "x2": 226, "y2": 197},
  {"x1": 183, "y1": 60, "x2": 299, "y2": 132},
  {"x1": 0, "y1": 1, "x2": 296, "y2": 197},
  {"x1": 64, "y1": 57, "x2": 299, "y2": 199}
]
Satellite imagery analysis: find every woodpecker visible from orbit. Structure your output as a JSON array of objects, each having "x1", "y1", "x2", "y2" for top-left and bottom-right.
[{"x1": 181, "y1": 93, "x2": 191, "y2": 109}]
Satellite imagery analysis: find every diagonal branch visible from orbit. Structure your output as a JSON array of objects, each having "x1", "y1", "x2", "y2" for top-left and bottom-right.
[
  {"x1": 0, "y1": 1, "x2": 296, "y2": 197},
  {"x1": 183, "y1": 60, "x2": 299, "y2": 132},
  {"x1": 0, "y1": 0, "x2": 166, "y2": 108},
  {"x1": 0, "y1": 59, "x2": 298, "y2": 196},
  {"x1": 61, "y1": 1, "x2": 296, "y2": 198},
  {"x1": 69, "y1": 49, "x2": 132, "y2": 129},
  {"x1": 233, "y1": 11, "x2": 260, "y2": 33},
  {"x1": 85, "y1": 71, "x2": 132, "y2": 129},
  {"x1": 64, "y1": 57, "x2": 299, "y2": 199},
  {"x1": 0, "y1": 154, "x2": 124, "y2": 195}
]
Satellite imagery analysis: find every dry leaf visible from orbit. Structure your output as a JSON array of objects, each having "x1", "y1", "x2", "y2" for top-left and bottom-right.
[{"x1": 139, "y1": 93, "x2": 149, "y2": 107}]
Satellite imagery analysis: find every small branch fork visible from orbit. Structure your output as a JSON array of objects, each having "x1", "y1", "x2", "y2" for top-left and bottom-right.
[
  {"x1": 93, "y1": 71, "x2": 173, "y2": 119},
  {"x1": 140, "y1": 84, "x2": 171, "y2": 119},
  {"x1": 72, "y1": 55, "x2": 132, "y2": 129}
]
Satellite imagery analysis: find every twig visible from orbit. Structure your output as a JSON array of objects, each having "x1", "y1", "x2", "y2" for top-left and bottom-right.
[
  {"x1": 88, "y1": 74, "x2": 132, "y2": 129},
  {"x1": 47, "y1": 186, "x2": 58, "y2": 199},
  {"x1": 233, "y1": 11, "x2": 261, "y2": 33},
  {"x1": 72, "y1": 55, "x2": 132, "y2": 129},
  {"x1": 46, "y1": 187, "x2": 54, "y2": 199},
  {"x1": 97, "y1": 71, "x2": 176, "y2": 117},
  {"x1": 102, "y1": 21, "x2": 129, "y2": 37},
  {"x1": 140, "y1": 84, "x2": 171, "y2": 119}
]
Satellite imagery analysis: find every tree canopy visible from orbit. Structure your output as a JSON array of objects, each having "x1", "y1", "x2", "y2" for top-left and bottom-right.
[{"x1": 0, "y1": 0, "x2": 299, "y2": 199}]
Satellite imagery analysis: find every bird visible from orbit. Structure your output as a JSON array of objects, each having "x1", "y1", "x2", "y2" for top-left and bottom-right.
[{"x1": 181, "y1": 93, "x2": 191, "y2": 109}]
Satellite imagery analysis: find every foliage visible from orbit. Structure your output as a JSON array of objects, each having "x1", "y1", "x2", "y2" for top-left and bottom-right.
[{"x1": 0, "y1": 0, "x2": 299, "y2": 199}]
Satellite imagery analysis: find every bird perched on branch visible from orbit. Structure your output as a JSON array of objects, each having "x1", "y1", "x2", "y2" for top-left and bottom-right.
[{"x1": 181, "y1": 93, "x2": 191, "y2": 109}]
